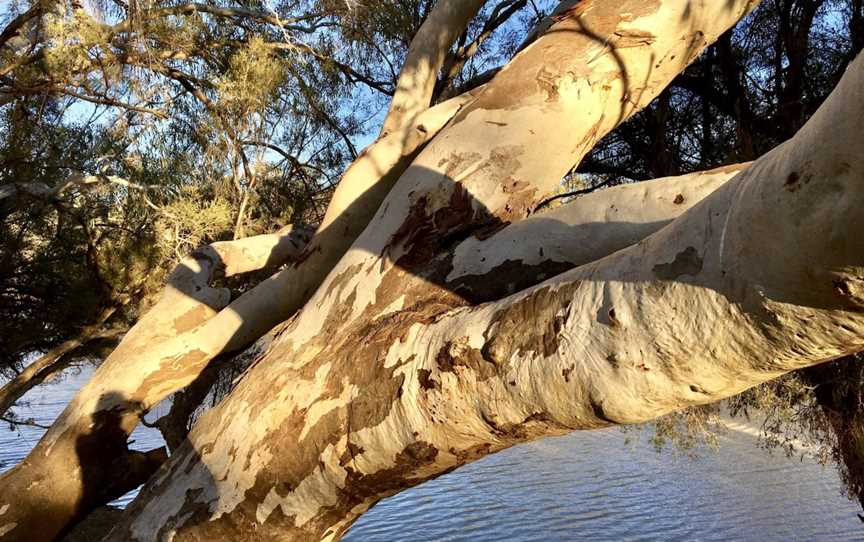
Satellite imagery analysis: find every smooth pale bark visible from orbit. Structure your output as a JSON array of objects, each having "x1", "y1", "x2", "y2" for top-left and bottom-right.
[
  {"x1": 0, "y1": 2, "x2": 487, "y2": 537},
  {"x1": 379, "y1": 0, "x2": 488, "y2": 136},
  {"x1": 100, "y1": 2, "x2": 767, "y2": 539},
  {"x1": 445, "y1": 163, "x2": 749, "y2": 301},
  {"x1": 0, "y1": 227, "x2": 312, "y2": 542},
  {"x1": 112, "y1": 49, "x2": 862, "y2": 542}
]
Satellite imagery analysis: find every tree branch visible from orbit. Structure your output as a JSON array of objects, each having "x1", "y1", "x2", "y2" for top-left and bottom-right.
[{"x1": 380, "y1": 0, "x2": 488, "y2": 136}]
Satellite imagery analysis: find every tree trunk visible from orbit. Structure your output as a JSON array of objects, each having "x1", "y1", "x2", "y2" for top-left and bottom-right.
[
  {"x1": 100, "y1": 1, "x2": 804, "y2": 540},
  {"x1": 11, "y1": 1, "x2": 864, "y2": 541},
  {"x1": 109, "y1": 46, "x2": 863, "y2": 541},
  {"x1": 0, "y1": 1, "x2": 488, "y2": 538},
  {"x1": 0, "y1": 227, "x2": 312, "y2": 541}
]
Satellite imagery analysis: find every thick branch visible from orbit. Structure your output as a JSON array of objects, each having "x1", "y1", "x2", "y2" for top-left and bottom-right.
[
  {"x1": 380, "y1": 0, "x2": 487, "y2": 136},
  {"x1": 445, "y1": 163, "x2": 749, "y2": 302},
  {"x1": 435, "y1": 0, "x2": 528, "y2": 100},
  {"x1": 0, "y1": 225, "x2": 312, "y2": 541},
  {"x1": 118, "y1": 49, "x2": 864, "y2": 540},
  {"x1": 98, "y1": 2, "x2": 767, "y2": 539}
]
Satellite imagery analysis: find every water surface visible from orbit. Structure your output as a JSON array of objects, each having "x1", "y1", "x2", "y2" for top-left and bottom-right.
[{"x1": 2, "y1": 367, "x2": 860, "y2": 540}]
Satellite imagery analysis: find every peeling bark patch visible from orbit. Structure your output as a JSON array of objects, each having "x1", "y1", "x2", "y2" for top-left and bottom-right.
[
  {"x1": 652, "y1": 247, "x2": 703, "y2": 280},
  {"x1": 436, "y1": 337, "x2": 498, "y2": 380},
  {"x1": 536, "y1": 67, "x2": 559, "y2": 102},
  {"x1": 449, "y1": 443, "x2": 492, "y2": 463},
  {"x1": 483, "y1": 283, "x2": 579, "y2": 365},
  {"x1": 172, "y1": 305, "x2": 213, "y2": 333},
  {"x1": 327, "y1": 263, "x2": 363, "y2": 304},
  {"x1": 386, "y1": 183, "x2": 506, "y2": 274},
  {"x1": 784, "y1": 170, "x2": 813, "y2": 192},
  {"x1": 417, "y1": 369, "x2": 439, "y2": 391},
  {"x1": 673, "y1": 193, "x2": 685, "y2": 204},
  {"x1": 439, "y1": 152, "x2": 482, "y2": 178},
  {"x1": 139, "y1": 348, "x2": 210, "y2": 399},
  {"x1": 494, "y1": 412, "x2": 570, "y2": 441},
  {"x1": 340, "y1": 442, "x2": 439, "y2": 505},
  {"x1": 342, "y1": 367, "x2": 405, "y2": 434}
]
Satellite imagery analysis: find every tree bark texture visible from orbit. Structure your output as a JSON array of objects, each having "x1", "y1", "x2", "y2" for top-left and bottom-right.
[{"x1": 8, "y1": 1, "x2": 864, "y2": 541}]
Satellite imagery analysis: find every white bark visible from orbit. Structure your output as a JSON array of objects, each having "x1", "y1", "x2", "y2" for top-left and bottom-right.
[
  {"x1": 446, "y1": 163, "x2": 749, "y2": 299},
  {"x1": 100, "y1": 2, "x2": 774, "y2": 540},
  {"x1": 113, "y1": 49, "x2": 862, "y2": 542},
  {"x1": 0, "y1": 2, "x2": 489, "y2": 538},
  {"x1": 379, "y1": 0, "x2": 489, "y2": 136}
]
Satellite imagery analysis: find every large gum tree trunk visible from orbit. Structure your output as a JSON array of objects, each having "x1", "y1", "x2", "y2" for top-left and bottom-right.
[
  {"x1": 113, "y1": 47, "x2": 863, "y2": 541},
  {"x1": 0, "y1": 1, "x2": 488, "y2": 540},
  {"x1": 7, "y1": 0, "x2": 864, "y2": 541},
  {"x1": 97, "y1": 0, "x2": 815, "y2": 540}
]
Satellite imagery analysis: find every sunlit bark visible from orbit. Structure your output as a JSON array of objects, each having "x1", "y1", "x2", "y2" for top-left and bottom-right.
[
  {"x1": 114, "y1": 47, "x2": 862, "y2": 542},
  {"x1": 0, "y1": 1, "x2": 487, "y2": 539},
  {"x1": 92, "y1": 2, "x2": 781, "y2": 540}
]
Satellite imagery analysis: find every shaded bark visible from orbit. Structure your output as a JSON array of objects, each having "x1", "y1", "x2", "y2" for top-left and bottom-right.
[
  {"x1": 99, "y1": 1, "x2": 771, "y2": 540},
  {"x1": 0, "y1": 226, "x2": 312, "y2": 542},
  {"x1": 113, "y1": 49, "x2": 862, "y2": 541}
]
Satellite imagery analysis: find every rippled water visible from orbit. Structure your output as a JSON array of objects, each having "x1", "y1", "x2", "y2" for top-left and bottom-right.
[{"x1": 2, "y1": 367, "x2": 862, "y2": 540}]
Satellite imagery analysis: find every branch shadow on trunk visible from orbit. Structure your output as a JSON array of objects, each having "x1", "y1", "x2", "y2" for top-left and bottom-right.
[{"x1": 104, "y1": 162, "x2": 759, "y2": 541}]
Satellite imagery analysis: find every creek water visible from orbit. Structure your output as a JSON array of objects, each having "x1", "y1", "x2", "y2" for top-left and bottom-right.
[{"x1": 1, "y1": 366, "x2": 861, "y2": 541}]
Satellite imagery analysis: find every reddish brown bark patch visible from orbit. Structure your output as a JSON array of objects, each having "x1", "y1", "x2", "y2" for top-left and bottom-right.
[
  {"x1": 172, "y1": 304, "x2": 212, "y2": 333},
  {"x1": 482, "y1": 282, "x2": 579, "y2": 365},
  {"x1": 339, "y1": 441, "x2": 440, "y2": 506},
  {"x1": 417, "y1": 368, "x2": 439, "y2": 391},
  {"x1": 492, "y1": 412, "x2": 572, "y2": 440},
  {"x1": 435, "y1": 337, "x2": 498, "y2": 380}
]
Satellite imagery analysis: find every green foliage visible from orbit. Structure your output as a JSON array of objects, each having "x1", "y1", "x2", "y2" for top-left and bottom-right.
[
  {"x1": 727, "y1": 373, "x2": 832, "y2": 463},
  {"x1": 216, "y1": 37, "x2": 287, "y2": 120},
  {"x1": 622, "y1": 404, "x2": 725, "y2": 459},
  {"x1": 155, "y1": 188, "x2": 234, "y2": 261}
]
